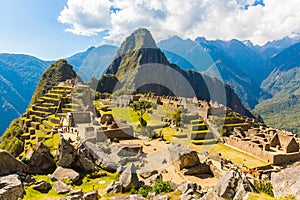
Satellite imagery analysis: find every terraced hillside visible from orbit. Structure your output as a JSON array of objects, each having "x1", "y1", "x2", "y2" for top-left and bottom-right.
[{"x1": 19, "y1": 85, "x2": 74, "y2": 155}]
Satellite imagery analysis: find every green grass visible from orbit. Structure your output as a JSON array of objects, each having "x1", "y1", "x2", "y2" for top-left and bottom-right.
[
  {"x1": 44, "y1": 133, "x2": 60, "y2": 154},
  {"x1": 183, "y1": 128, "x2": 210, "y2": 134},
  {"x1": 247, "y1": 192, "x2": 276, "y2": 200},
  {"x1": 207, "y1": 143, "x2": 268, "y2": 168},
  {"x1": 224, "y1": 122, "x2": 249, "y2": 127},
  {"x1": 191, "y1": 139, "x2": 218, "y2": 145},
  {"x1": 23, "y1": 170, "x2": 119, "y2": 200}
]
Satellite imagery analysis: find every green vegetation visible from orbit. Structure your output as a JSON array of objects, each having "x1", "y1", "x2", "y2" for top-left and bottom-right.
[
  {"x1": 208, "y1": 143, "x2": 268, "y2": 168},
  {"x1": 256, "y1": 93, "x2": 300, "y2": 133},
  {"x1": 130, "y1": 101, "x2": 152, "y2": 127},
  {"x1": 30, "y1": 59, "x2": 77, "y2": 104},
  {"x1": 171, "y1": 108, "x2": 181, "y2": 127},
  {"x1": 254, "y1": 180, "x2": 274, "y2": 197},
  {"x1": 23, "y1": 170, "x2": 119, "y2": 200},
  {"x1": 0, "y1": 119, "x2": 23, "y2": 157},
  {"x1": 131, "y1": 179, "x2": 174, "y2": 197}
]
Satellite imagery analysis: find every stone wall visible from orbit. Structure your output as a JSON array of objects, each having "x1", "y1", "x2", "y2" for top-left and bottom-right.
[
  {"x1": 96, "y1": 125, "x2": 134, "y2": 142},
  {"x1": 224, "y1": 136, "x2": 300, "y2": 165}
]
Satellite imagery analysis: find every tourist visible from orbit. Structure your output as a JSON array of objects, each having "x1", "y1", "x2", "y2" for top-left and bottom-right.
[
  {"x1": 267, "y1": 172, "x2": 271, "y2": 180},
  {"x1": 220, "y1": 158, "x2": 224, "y2": 169}
]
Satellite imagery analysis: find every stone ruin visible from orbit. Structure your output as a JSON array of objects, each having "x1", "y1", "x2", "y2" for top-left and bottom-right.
[
  {"x1": 71, "y1": 112, "x2": 134, "y2": 143},
  {"x1": 222, "y1": 126, "x2": 300, "y2": 164}
]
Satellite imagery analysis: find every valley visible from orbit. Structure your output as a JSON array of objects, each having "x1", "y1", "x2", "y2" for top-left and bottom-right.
[{"x1": 1, "y1": 28, "x2": 300, "y2": 200}]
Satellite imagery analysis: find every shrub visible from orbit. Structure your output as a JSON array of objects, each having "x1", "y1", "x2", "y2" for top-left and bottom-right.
[
  {"x1": 131, "y1": 179, "x2": 174, "y2": 197},
  {"x1": 152, "y1": 179, "x2": 174, "y2": 194},
  {"x1": 137, "y1": 185, "x2": 152, "y2": 197},
  {"x1": 254, "y1": 180, "x2": 274, "y2": 197}
]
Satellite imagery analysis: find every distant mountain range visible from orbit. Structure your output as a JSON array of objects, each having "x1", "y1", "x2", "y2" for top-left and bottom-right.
[{"x1": 1, "y1": 33, "x2": 300, "y2": 135}]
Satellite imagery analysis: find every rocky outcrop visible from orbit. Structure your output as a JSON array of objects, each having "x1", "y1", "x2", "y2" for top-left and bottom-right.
[
  {"x1": 53, "y1": 180, "x2": 70, "y2": 194},
  {"x1": 144, "y1": 174, "x2": 162, "y2": 187},
  {"x1": 0, "y1": 150, "x2": 28, "y2": 176},
  {"x1": 168, "y1": 144, "x2": 210, "y2": 175},
  {"x1": 113, "y1": 144, "x2": 143, "y2": 157},
  {"x1": 0, "y1": 174, "x2": 24, "y2": 200},
  {"x1": 57, "y1": 137, "x2": 76, "y2": 168},
  {"x1": 51, "y1": 167, "x2": 80, "y2": 183},
  {"x1": 27, "y1": 142, "x2": 56, "y2": 174},
  {"x1": 83, "y1": 190, "x2": 98, "y2": 200},
  {"x1": 32, "y1": 180, "x2": 52, "y2": 192},
  {"x1": 139, "y1": 170, "x2": 158, "y2": 179},
  {"x1": 104, "y1": 181, "x2": 123, "y2": 194},
  {"x1": 215, "y1": 170, "x2": 256, "y2": 200},
  {"x1": 271, "y1": 165, "x2": 300, "y2": 199},
  {"x1": 177, "y1": 181, "x2": 201, "y2": 200},
  {"x1": 82, "y1": 141, "x2": 118, "y2": 172},
  {"x1": 120, "y1": 163, "x2": 140, "y2": 192},
  {"x1": 75, "y1": 146, "x2": 96, "y2": 172}
]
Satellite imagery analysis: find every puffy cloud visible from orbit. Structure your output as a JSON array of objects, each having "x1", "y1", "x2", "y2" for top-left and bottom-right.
[{"x1": 58, "y1": 0, "x2": 300, "y2": 45}]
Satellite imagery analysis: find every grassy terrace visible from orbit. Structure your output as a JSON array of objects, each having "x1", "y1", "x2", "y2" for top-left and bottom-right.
[
  {"x1": 224, "y1": 122, "x2": 249, "y2": 127},
  {"x1": 40, "y1": 96, "x2": 60, "y2": 101},
  {"x1": 183, "y1": 128, "x2": 210, "y2": 134},
  {"x1": 159, "y1": 127, "x2": 268, "y2": 168},
  {"x1": 43, "y1": 120, "x2": 59, "y2": 129}
]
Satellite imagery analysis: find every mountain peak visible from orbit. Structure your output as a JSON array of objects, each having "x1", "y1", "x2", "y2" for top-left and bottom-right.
[{"x1": 116, "y1": 28, "x2": 157, "y2": 57}]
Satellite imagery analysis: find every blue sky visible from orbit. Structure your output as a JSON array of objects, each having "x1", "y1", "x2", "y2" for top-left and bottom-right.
[
  {"x1": 0, "y1": 0, "x2": 106, "y2": 60},
  {"x1": 0, "y1": 0, "x2": 299, "y2": 60}
]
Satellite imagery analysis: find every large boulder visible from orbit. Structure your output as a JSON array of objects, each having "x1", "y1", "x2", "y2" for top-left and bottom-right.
[
  {"x1": 0, "y1": 174, "x2": 24, "y2": 200},
  {"x1": 82, "y1": 141, "x2": 118, "y2": 172},
  {"x1": 271, "y1": 165, "x2": 300, "y2": 199},
  {"x1": 57, "y1": 137, "x2": 76, "y2": 167},
  {"x1": 53, "y1": 180, "x2": 70, "y2": 194},
  {"x1": 0, "y1": 150, "x2": 28, "y2": 176},
  {"x1": 72, "y1": 144, "x2": 96, "y2": 173},
  {"x1": 104, "y1": 181, "x2": 123, "y2": 194},
  {"x1": 168, "y1": 144, "x2": 210, "y2": 175},
  {"x1": 215, "y1": 170, "x2": 256, "y2": 200},
  {"x1": 120, "y1": 163, "x2": 140, "y2": 192},
  {"x1": 83, "y1": 190, "x2": 98, "y2": 200},
  {"x1": 177, "y1": 181, "x2": 201, "y2": 200},
  {"x1": 32, "y1": 180, "x2": 52, "y2": 192},
  {"x1": 27, "y1": 142, "x2": 56, "y2": 174},
  {"x1": 139, "y1": 170, "x2": 158, "y2": 179},
  {"x1": 113, "y1": 144, "x2": 143, "y2": 157},
  {"x1": 51, "y1": 167, "x2": 80, "y2": 183}
]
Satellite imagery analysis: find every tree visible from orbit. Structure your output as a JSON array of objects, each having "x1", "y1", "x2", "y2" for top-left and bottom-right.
[
  {"x1": 172, "y1": 108, "x2": 182, "y2": 127},
  {"x1": 131, "y1": 100, "x2": 152, "y2": 127}
]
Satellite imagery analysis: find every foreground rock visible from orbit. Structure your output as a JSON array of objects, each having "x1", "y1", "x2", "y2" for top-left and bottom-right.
[
  {"x1": 271, "y1": 165, "x2": 300, "y2": 199},
  {"x1": 74, "y1": 143, "x2": 96, "y2": 172},
  {"x1": 168, "y1": 144, "x2": 210, "y2": 175},
  {"x1": 32, "y1": 180, "x2": 52, "y2": 192},
  {"x1": 104, "y1": 181, "x2": 123, "y2": 194},
  {"x1": 27, "y1": 142, "x2": 56, "y2": 174},
  {"x1": 215, "y1": 170, "x2": 256, "y2": 200},
  {"x1": 53, "y1": 180, "x2": 70, "y2": 194},
  {"x1": 57, "y1": 137, "x2": 76, "y2": 167},
  {"x1": 83, "y1": 190, "x2": 98, "y2": 200},
  {"x1": 113, "y1": 144, "x2": 143, "y2": 157},
  {"x1": 177, "y1": 181, "x2": 201, "y2": 200},
  {"x1": 120, "y1": 163, "x2": 140, "y2": 192},
  {"x1": 0, "y1": 174, "x2": 24, "y2": 200},
  {"x1": 83, "y1": 141, "x2": 119, "y2": 172},
  {"x1": 0, "y1": 150, "x2": 28, "y2": 175},
  {"x1": 51, "y1": 167, "x2": 80, "y2": 183}
]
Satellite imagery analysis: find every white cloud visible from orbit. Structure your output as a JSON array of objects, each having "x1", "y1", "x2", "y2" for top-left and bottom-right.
[{"x1": 58, "y1": 0, "x2": 300, "y2": 45}]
